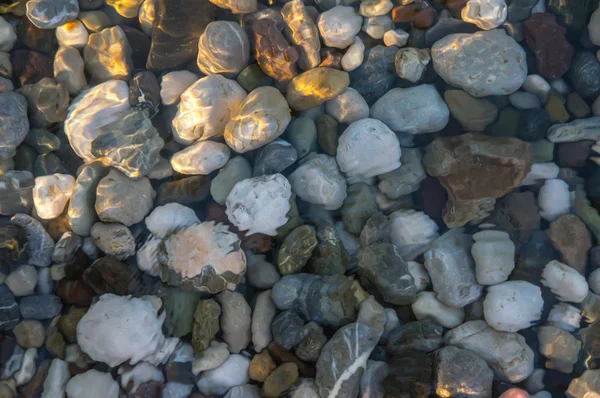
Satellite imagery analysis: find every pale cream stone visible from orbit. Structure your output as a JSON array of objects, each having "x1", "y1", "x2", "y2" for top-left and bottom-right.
[
  {"x1": 197, "y1": 21, "x2": 250, "y2": 76},
  {"x1": 224, "y1": 86, "x2": 291, "y2": 153},
  {"x1": 170, "y1": 140, "x2": 230, "y2": 175},
  {"x1": 66, "y1": 369, "x2": 119, "y2": 398},
  {"x1": 359, "y1": 0, "x2": 393, "y2": 17},
  {"x1": 5, "y1": 265, "x2": 37, "y2": 297},
  {"x1": 325, "y1": 87, "x2": 369, "y2": 124},
  {"x1": 225, "y1": 174, "x2": 292, "y2": 236},
  {"x1": 471, "y1": 230, "x2": 515, "y2": 285},
  {"x1": 462, "y1": 0, "x2": 508, "y2": 30},
  {"x1": 160, "y1": 70, "x2": 198, "y2": 106},
  {"x1": 341, "y1": 36, "x2": 365, "y2": 72},
  {"x1": 412, "y1": 291, "x2": 465, "y2": 328},
  {"x1": 318, "y1": 6, "x2": 363, "y2": 49},
  {"x1": 33, "y1": 173, "x2": 76, "y2": 220},
  {"x1": 54, "y1": 46, "x2": 88, "y2": 96},
  {"x1": 107, "y1": 0, "x2": 143, "y2": 18},
  {"x1": 144, "y1": 202, "x2": 199, "y2": 239},
  {"x1": 173, "y1": 75, "x2": 247, "y2": 145},
  {"x1": 362, "y1": 15, "x2": 393, "y2": 39},
  {"x1": 484, "y1": 281, "x2": 543, "y2": 332},
  {"x1": 538, "y1": 179, "x2": 571, "y2": 222},
  {"x1": 383, "y1": 29, "x2": 409, "y2": 47},
  {"x1": 542, "y1": 260, "x2": 589, "y2": 303},
  {"x1": 56, "y1": 21, "x2": 89, "y2": 49}
]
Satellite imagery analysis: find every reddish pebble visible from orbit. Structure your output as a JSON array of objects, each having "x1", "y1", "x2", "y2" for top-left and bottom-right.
[
  {"x1": 523, "y1": 13, "x2": 574, "y2": 80},
  {"x1": 57, "y1": 279, "x2": 95, "y2": 306},
  {"x1": 391, "y1": 4, "x2": 435, "y2": 28},
  {"x1": 499, "y1": 388, "x2": 530, "y2": 398}
]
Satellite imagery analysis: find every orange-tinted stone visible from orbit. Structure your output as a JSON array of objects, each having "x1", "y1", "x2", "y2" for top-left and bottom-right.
[{"x1": 391, "y1": 4, "x2": 435, "y2": 28}]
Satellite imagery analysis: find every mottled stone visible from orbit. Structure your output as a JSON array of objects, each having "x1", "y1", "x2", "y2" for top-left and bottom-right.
[
  {"x1": 286, "y1": 67, "x2": 349, "y2": 111},
  {"x1": 432, "y1": 30, "x2": 527, "y2": 97},
  {"x1": 567, "y1": 370, "x2": 600, "y2": 398},
  {"x1": 215, "y1": 291, "x2": 251, "y2": 354},
  {"x1": 282, "y1": 0, "x2": 321, "y2": 70},
  {"x1": 433, "y1": 346, "x2": 493, "y2": 398},
  {"x1": 26, "y1": 0, "x2": 79, "y2": 29},
  {"x1": 95, "y1": 170, "x2": 154, "y2": 226},
  {"x1": 146, "y1": 0, "x2": 216, "y2": 71},
  {"x1": 423, "y1": 133, "x2": 533, "y2": 227},
  {"x1": 444, "y1": 89, "x2": 498, "y2": 132},
  {"x1": 271, "y1": 273, "x2": 358, "y2": 328},
  {"x1": 547, "y1": 214, "x2": 592, "y2": 274},
  {"x1": 90, "y1": 222, "x2": 135, "y2": 260},
  {"x1": 538, "y1": 325, "x2": 581, "y2": 373},
  {"x1": 192, "y1": 299, "x2": 221, "y2": 353},
  {"x1": 383, "y1": 351, "x2": 432, "y2": 397},
  {"x1": 341, "y1": 183, "x2": 377, "y2": 236},
  {"x1": 350, "y1": 45, "x2": 398, "y2": 105},
  {"x1": 308, "y1": 225, "x2": 349, "y2": 276},
  {"x1": 386, "y1": 319, "x2": 443, "y2": 355},
  {"x1": 262, "y1": 363, "x2": 299, "y2": 397},
  {"x1": 278, "y1": 225, "x2": 318, "y2": 275},
  {"x1": 0, "y1": 285, "x2": 20, "y2": 331},
  {"x1": 249, "y1": 350, "x2": 276, "y2": 382},
  {"x1": 84, "y1": 26, "x2": 133, "y2": 83},
  {"x1": 568, "y1": 52, "x2": 600, "y2": 100},
  {"x1": 444, "y1": 320, "x2": 534, "y2": 383},
  {"x1": 0, "y1": 92, "x2": 29, "y2": 160},
  {"x1": 11, "y1": 213, "x2": 54, "y2": 267},
  {"x1": 197, "y1": 21, "x2": 249, "y2": 76},
  {"x1": 252, "y1": 18, "x2": 298, "y2": 82}
]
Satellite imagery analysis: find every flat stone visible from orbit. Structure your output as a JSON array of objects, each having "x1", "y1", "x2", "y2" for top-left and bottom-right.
[
  {"x1": 277, "y1": 225, "x2": 318, "y2": 275},
  {"x1": 432, "y1": 29, "x2": 527, "y2": 97},
  {"x1": 433, "y1": 346, "x2": 493, "y2": 398},
  {"x1": 192, "y1": 299, "x2": 221, "y2": 353},
  {"x1": 386, "y1": 318, "x2": 443, "y2": 355},
  {"x1": 216, "y1": 291, "x2": 251, "y2": 354},
  {"x1": 547, "y1": 214, "x2": 592, "y2": 274},
  {"x1": 0, "y1": 92, "x2": 29, "y2": 160},
  {"x1": 26, "y1": 0, "x2": 79, "y2": 29},
  {"x1": 568, "y1": 52, "x2": 600, "y2": 99},
  {"x1": 423, "y1": 133, "x2": 532, "y2": 227},
  {"x1": 445, "y1": 89, "x2": 498, "y2": 132},
  {"x1": 0, "y1": 285, "x2": 20, "y2": 331},
  {"x1": 19, "y1": 294, "x2": 62, "y2": 320},
  {"x1": 547, "y1": 117, "x2": 600, "y2": 143}
]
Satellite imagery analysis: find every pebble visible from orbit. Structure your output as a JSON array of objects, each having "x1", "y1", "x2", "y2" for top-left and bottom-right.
[
  {"x1": 286, "y1": 67, "x2": 349, "y2": 111},
  {"x1": 197, "y1": 21, "x2": 249, "y2": 76},
  {"x1": 566, "y1": 92, "x2": 591, "y2": 118},
  {"x1": 0, "y1": 16, "x2": 17, "y2": 52},
  {"x1": 412, "y1": 291, "x2": 465, "y2": 329},
  {"x1": 254, "y1": 139, "x2": 297, "y2": 177},
  {"x1": 547, "y1": 214, "x2": 592, "y2": 274},
  {"x1": 32, "y1": 174, "x2": 75, "y2": 220},
  {"x1": 252, "y1": 290, "x2": 276, "y2": 352},
  {"x1": 432, "y1": 29, "x2": 527, "y2": 97},
  {"x1": 58, "y1": 306, "x2": 86, "y2": 343},
  {"x1": 26, "y1": 0, "x2": 79, "y2": 29},
  {"x1": 107, "y1": 0, "x2": 143, "y2": 18},
  {"x1": 119, "y1": 362, "x2": 164, "y2": 393},
  {"x1": 56, "y1": 21, "x2": 88, "y2": 49},
  {"x1": 445, "y1": 320, "x2": 534, "y2": 383},
  {"x1": 225, "y1": 86, "x2": 291, "y2": 153},
  {"x1": 246, "y1": 254, "x2": 281, "y2": 289},
  {"x1": 471, "y1": 230, "x2": 515, "y2": 285},
  {"x1": 325, "y1": 88, "x2": 368, "y2": 125},
  {"x1": 394, "y1": 47, "x2": 430, "y2": 83},
  {"x1": 262, "y1": 363, "x2": 299, "y2": 397},
  {"x1": 538, "y1": 179, "x2": 571, "y2": 222},
  {"x1": 159, "y1": 71, "x2": 198, "y2": 106},
  {"x1": 289, "y1": 154, "x2": 347, "y2": 210},
  {"x1": 389, "y1": 209, "x2": 439, "y2": 260},
  {"x1": 444, "y1": 89, "x2": 498, "y2": 131},
  {"x1": 523, "y1": 12, "x2": 574, "y2": 80},
  {"x1": 538, "y1": 326, "x2": 581, "y2": 373},
  {"x1": 509, "y1": 91, "x2": 542, "y2": 109},
  {"x1": 371, "y1": 85, "x2": 449, "y2": 134},
  {"x1": 567, "y1": 370, "x2": 600, "y2": 398},
  {"x1": 568, "y1": 52, "x2": 600, "y2": 99},
  {"x1": 14, "y1": 320, "x2": 45, "y2": 348},
  {"x1": 0, "y1": 171, "x2": 34, "y2": 216},
  {"x1": 361, "y1": 15, "x2": 393, "y2": 39},
  {"x1": 90, "y1": 222, "x2": 135, "y2": 260},
  {"x1": 65, "y1": 369, "x2": 119, "y2": 398},
  {"x1": 544, "y1": 89, "x2": 569, "y2": 123},
  {"x1": 391, "y1": 3, "x2": 435, "y2": 28},
  {"x1": 517, "y1": 108, "x2": 551, "y2": 142},
  {"x1": 210, "y1": 157, "x2": 252, "y2": 206},
  {"x1": 170, "y1": 141, "x2": 230, "y2": 175},
  {"x1": 340, "y1": 36, "x2": 364, "y2": 72},
  {"x1": 542, "y1": 260, "x2": 589, "y2": 303},
  {"x1": 278, "y1": 225, "x2": 318, "y2": 275},
  {"x1": 547, "y1": 302, "x2": 582, "y2": 332},
  {"x1": 522, "y1": 74, "x2": 551, "y2": 103},
  {"x1": 484, "y1": 280, "x2": 543, "y2": 332},
  {"x1": 15, "y1": 348, "x2": 37, "y2": 386},
  {"x1": 191, "y1": 341, "x2": 229, "y2": 375},
  {"x1": 162, "y1": 382, "x2": 193, "y2": 398},
  {"x1": 95, "y1": 170, "x2": 154, "y2": 226},
  {"x1": 226, "y1": 174, "x2": 292, "y2": 236},
  {"x1": 5, "y1": 265, "x2": 37, "y2": 297},
  {"x1": 336, "y1": 118, "x2": 401, "y2": 182},
  {"x1": 249, "y1": 350, "x2": 276, "y2": 382},
  {"x1": 318, "y1": 6, "x2": 362, "y2": 49},
  {"x1": 377, "y1": 149, "x2": 424, "y2": 199},
  {"x1": 41, "y1": 358, "x2": 69, "y2": 398},
  {"x1": 350, "y1": 45, "x2": 398, "y2": 105},
  {"x1": 461, "y1": 0, "x2": 508, "y2": 30},
  {"x1": 216, "y1": 291, "x2": 251, "y2": 354},
  {"x1": 84, "y1": 26, "x2": 133, "y2": 83},
  {"x1": 173, "y1": 75, "x2": 246, "y2": 145},
  {"x1": 11, "y1": 213, "x2": 55, "y2": 267},
  {"x1": 19, "y1": 295, "x2": 62, "y2": 320},
  {"x1": 285, "y1": 117, "x2": 317, "y2": 158},
  {"x1": 383, "y1": 29, "x2": 408, "y2": 47},
  {"x1": 0, "y1": 92, "x2": 29, "y2": 161},
  {"x1": 197, "y1": 354, "x2": 250, "y2": 396}
]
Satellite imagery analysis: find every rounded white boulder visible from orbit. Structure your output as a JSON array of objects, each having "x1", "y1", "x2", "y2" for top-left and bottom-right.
[
  {"x1": 471, "y1": 230, "x2": 515, "y2": 285},
  {"x1": 483, "y1": 280, "x2": 543, "y2": 332},
  {"x1": 541, "y1": 260, "x2": 589, "y2": 303},
  {"x1": 412, "y1": 291, "x2": 465, "y2": 329},
  {"x1": 318, "y1": 6, "x2": 362, "y2": 49}
]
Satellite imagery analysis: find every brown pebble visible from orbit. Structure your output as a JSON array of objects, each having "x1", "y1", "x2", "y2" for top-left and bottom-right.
[
  {"x1": 58, "y1": 306, "x2": 88, "y2": 343},
  {"x1": 319, "y1": 48, "x2": 343, "y2": 70},
  {"x1": 249, "y1": 350, "x2": 276, "y2": 382},
  {"x1": 13, "y1": 320, "x2": 45, "y2": 349},
  {"x1": 132, "y1": 381, "x2": 163, "y2": 398},
  {"x1": 446, "y1": 0, "x2": 468, "y2": 18},
  {"x1": 261, "y1": 362, "x2": 299, "y2": 397},
  {"x1": 556, "y1": 141, "x2": 594, "y2": 169},
  {"x1": 57, "y1": 280, "x2": 95, "y2": 307},
  {"x1": 267, "y1": 342, "x2": 316, "y2": 378},
  {"x1": 45, "y1": 326, "x2": 66, "y2": 359},
  {"x1": 547, "y1": 214, "x2": 593, "y2": 274},
  {"x1": 545, "y1": 89, "x2": 570, "y2": 123},
  {"x1": 566, "y1": 92, "x2": 591, "y2": 118},
  {"x1": 391, "y1": 4, "x2": 435, "y2": 28}
]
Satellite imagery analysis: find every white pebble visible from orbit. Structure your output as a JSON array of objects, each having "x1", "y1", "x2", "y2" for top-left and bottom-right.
[
  {"x1": 160, "y1": 71, "x2": 199, "y2": 106},
  {"x1": 5, "y1": 265, "x2": 37, "y2": 297},
  {"x1": 522, "y1": 74, "x2": 551, "y2": 104},
  {"x1": 66, "y1": 369, "x2": 119, "y2": 398},
  {"x1": 538, "y1": 179, "x2": 571, "y2": 221},
  {"x1": 145, "y1": 203, "x2": 199, "y2": 240},
  {"x1": 509, "y1": 91, "x2": 542, "y2": 110},
  {"x1": 325, "y1": 87, "x2": 369, "y2": 124},
  {"x1": 318, "y1": 6, "x2": 363, "y2": 49},
  {"x1": 407, "y1": 261, "x2": 430, "y2": 292},
  {"x1": 170, "y1": 140, "x2": 230, "y2": 175},
  {"x1": 56, "y1": 21, "x2": 89, "y2": 49},
  {"x1": 362, "y1": 15, "x2": 393, "y2": 39},
  {"x1": 412, "y1": 291, "x2": 465, "y2": 328},
  {"x1": 118, "y1": 362, "x2": 164, "y2": 393},
  {"x1": 0, "y1": 16, "x2": 17, "y2": 52},
  {"x1": 547, "y1": 303, "x2": 582, "y2": 332},
  {"x1": 471, "y1": 230, "x2": 515, "y2": 285},
  {"x1": 341, "y1": 36, "x2": 365, "y2": 72},
  {"x1": 483, "y1": 280, "x2": 543, "y2": 332},
  {"x1": 15, "y1": 348, "x2": 37, "y2": 386},
  {"x1": 41, "y1": 359, "x2": 70, "y2": 398},
  {"x1": 520, "y1": 162, "x2": 560, "y2": 186},
  {"x1": 390, "y1": 209, "x2": 439, "y2": 261},
  {"x1": 383, "y1": 29, "x2": 409, "y2": 47},
  {"x1": 462, "y1": 0, "x2": 508, "y2": 30},
  {"x1": 550, "y1": 78, "x2": 571, "y2": 96},
  {"x1": 197, "y1": 354, "x2": 250, "y2": 396},
  {"x1": 33, "y1": 174, "x2": 76, "y2": 220},
  {"x1": 542, "y1": 260, "x2": 589, "y2": 303}
]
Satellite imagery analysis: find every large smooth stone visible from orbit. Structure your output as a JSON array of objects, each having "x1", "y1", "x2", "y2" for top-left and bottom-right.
[
  {"x1": 26, "y1": 0, "x2": 79, "y2": 29},
  {"x1": 146, "y1": 0, "x2": 216, "y2": 71},
  {"x1": 370, "y1": 85, "x2": 449, "y2": 134},
  {"x1": 197, "y1": 21, "x2": 250, "y2": 76},
  {"x1": 286, "y1": 67, "x2": 349, "y2": 111},
  {"x1": 423, "y1": 132, "x2": 533, "y2": 227},
  {"x1": 84, "y1": 26, "x2": 133, "y2": 83},
  {"x1": 432, "y1": 29, "x2": 527, "y2": 97}
]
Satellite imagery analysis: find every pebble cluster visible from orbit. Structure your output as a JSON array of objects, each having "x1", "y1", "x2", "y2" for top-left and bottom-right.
[{"x1": 1, "y1": 0, "x2": 600, "y2": 397}]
